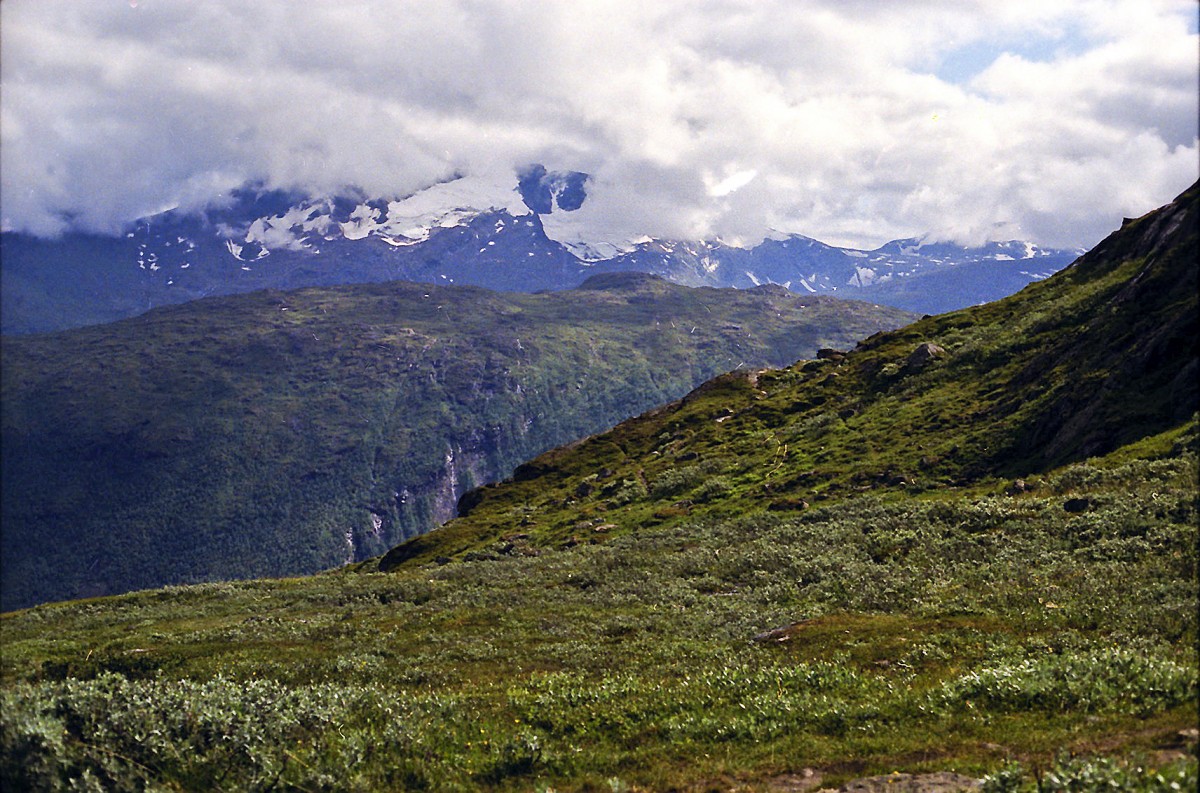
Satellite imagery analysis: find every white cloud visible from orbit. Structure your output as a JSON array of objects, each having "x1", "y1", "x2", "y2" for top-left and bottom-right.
[
  {"x1": 1, "y1": 0, "x2": 1195, "y2": 249},
  {"x1": 706, "y1": 168, "x2": 758, "y2": 198}
]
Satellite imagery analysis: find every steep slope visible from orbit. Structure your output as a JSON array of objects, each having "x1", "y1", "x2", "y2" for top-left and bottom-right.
[
  {"x1": 0, "y1": 186, "x2": 1195, "y2": 792},
  {"x1": 379, "y1": 180, "x2": 1198, "y2": 569},
  {"x1": 0, "y1": 276, "x2": 913, "y2": 609}
]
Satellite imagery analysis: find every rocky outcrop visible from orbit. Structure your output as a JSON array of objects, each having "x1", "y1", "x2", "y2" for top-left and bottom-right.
[{"x1": 905, "y1": 341, "x2": 945, "y2": 371}]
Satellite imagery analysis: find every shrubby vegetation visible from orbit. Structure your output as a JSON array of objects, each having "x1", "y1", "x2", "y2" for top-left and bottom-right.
[
  {"x1": 2, "y1": 446, "x2": 1196, "y2": 790},
  {"x1": 981, "y1": 754, "x2": 1197, "y2": 792}
]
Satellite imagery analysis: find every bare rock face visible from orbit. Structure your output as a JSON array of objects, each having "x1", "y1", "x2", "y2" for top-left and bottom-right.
[{"x1": 906, "y1": 342, "x2": 946, "y2": 370}]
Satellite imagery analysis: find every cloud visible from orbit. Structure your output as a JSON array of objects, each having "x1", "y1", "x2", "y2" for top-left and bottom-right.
[{"x1": 1, "y1": 0, "x2": 1196, "y2": 249}]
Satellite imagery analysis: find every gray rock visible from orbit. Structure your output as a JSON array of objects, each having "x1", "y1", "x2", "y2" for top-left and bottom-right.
[{"x1": 906, "y1": 342, "x2": 946, "y2": 370}]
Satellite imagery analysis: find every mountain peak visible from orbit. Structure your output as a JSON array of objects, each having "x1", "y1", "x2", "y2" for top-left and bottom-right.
[
  {"x1": 574, "y1": 271, "x2": 667, "y2": 291},
  {"x1": 517, "y1": 164, "x2": 590, "y2": 215},
  {"x1": 2, "y1": 167, "x2": 1090, "y2": 334}
]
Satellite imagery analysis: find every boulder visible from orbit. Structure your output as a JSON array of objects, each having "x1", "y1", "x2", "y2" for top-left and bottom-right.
[{"x1": 906, "y1": 342, "x2": 946, "y2": 370}]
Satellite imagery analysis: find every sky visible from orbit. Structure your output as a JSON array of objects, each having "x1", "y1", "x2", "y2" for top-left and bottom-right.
[{"x1": 1, "y1": 0, "x2": 1197, "y2": 251}]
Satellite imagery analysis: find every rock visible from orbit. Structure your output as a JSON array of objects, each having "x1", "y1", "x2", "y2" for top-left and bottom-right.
[
  {"x1": 877, "y1": 471, "x2": 911, "y2": 486},
  {"x1": 906, "y1": 342, "x2": 946, "y2": 370},
  {"x1": 753, "y1": 625, "x2": 795, "y2": 643},
  {"x1": 768, "y1": 498, "x2": 810, "y2": 512},
  {"x1": 817, "y1": 348, "x2": 846, "y2": 361}
]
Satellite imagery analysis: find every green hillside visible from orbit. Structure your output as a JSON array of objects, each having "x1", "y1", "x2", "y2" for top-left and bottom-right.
[
  {"x1": 0, "y1": 274, "x2": 914, "y2": 610},
  {"x1": 0, "y1": 184, "x2": 1196, "y2": 791},
  {"x1": 377, "y1": 183, "x2": 1198, "y2": 570}
]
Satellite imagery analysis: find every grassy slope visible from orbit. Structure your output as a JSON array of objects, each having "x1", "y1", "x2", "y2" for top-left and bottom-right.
[
  {"x1": 375, "y1": 182, "x2": 1198, "y2": 570},
  {"x1": 0, "y1": 185, "x2": 1196, "y2": 791},
  {"x1": 0, "y1": 275, "x2": 913, "y2": 610}
]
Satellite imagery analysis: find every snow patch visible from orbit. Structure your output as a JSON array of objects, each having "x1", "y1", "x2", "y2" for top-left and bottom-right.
[
  {"x1": 848, "y1": 266, "x2": 879, "y2": 287},
  {"x1": 341, "y1": 171, "x2": 532, "y2": 246},
  {"x1": 245, "y1": 201, "x2": 335, "y2": 250}
]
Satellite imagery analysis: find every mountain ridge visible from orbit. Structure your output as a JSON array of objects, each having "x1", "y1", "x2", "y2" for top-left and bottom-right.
[{"x1": 1, "y1": 170, "x2": 1082, "y2": 334}]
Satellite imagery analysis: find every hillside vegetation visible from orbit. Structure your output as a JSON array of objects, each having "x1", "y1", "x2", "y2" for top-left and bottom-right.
[
  {"x1": 0, "y1": 183, "x2": 1196, "y2": 791},
  {"x1": 0, "y1": 274, "x2": 913, "y2": 610},
  {"x1": 378, "y1": 183, "x2": 1197, "y2": 569}
]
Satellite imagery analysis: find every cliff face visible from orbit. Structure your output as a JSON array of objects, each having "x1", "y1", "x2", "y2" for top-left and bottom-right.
[{"x1": 1008, "y1": 181, "x2": 1198, "y2": 468}]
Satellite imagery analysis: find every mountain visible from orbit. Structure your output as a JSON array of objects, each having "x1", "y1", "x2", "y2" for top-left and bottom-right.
[
  {"x1": 0, "y1": 275, "x2": 913, "y2": 610},
  {"x1": 583, "y1": 235, "x2": 1077, "y2": 315},
  {"x1": 379, "y1": 180, "x2": 1198, "y2": 569},
  {"x1": 0, "y1": 184, "x2": 1195, "y2": 791},
  {"x1": 0, "y1": 169, "x2": 1081, "y2": 334}
]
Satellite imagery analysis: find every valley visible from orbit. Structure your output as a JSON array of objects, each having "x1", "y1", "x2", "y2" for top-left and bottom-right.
[
  {"x1": 0, "y1": 274, "x2": 913, "y2": 610},
  {"x1": 1, "y1": 183, "x2": 1194, "y2": 790}
]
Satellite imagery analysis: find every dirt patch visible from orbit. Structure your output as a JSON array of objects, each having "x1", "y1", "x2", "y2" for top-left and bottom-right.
[
  {"x1": 819, "y1": 772, "x2": 979, "y2": 792},
  {"x1": 766, "y1": 768, "x2": 824, "y2": 791},
  {"x1": 768, "y1": 770, "x2": 978, "y2": 793}
]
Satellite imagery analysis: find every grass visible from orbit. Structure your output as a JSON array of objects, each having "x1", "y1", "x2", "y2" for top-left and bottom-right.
[{"x1": 1, "y1": 442, "x2": 1195, "y2": 790}]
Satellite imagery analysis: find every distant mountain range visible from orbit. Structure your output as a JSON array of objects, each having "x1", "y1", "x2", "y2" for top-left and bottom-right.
[{"x1": 0, "y1": 167, "x2": 1082, "y2": 334}]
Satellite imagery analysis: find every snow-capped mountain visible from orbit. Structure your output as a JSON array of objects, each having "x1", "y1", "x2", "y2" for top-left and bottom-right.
[
  {"x1": 0, "y1": 167, "x2": 1082, "y2": 334},
  {"x1": 582, "y1": 234, "x2": 1078, "y2": 315}
]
